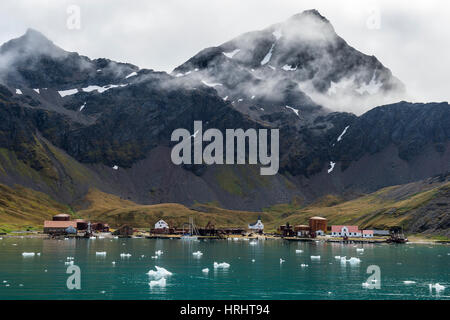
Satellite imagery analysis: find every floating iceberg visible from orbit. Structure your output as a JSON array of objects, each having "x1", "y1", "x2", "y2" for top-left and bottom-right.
[
  {"x1": 149, "y1": 277, "x2": 166, "y2": 288},
  {"x1": 251, "y1": 259, "x2": 255, "y2": 263},
  {"x1": 310, "y1": 255, "x2": 321, "y2": 260},
  {"x1": 214, "y1": 262, "x2": 230, "y2": 269},
  {"x1": 192, "y1": 251, "x2": 203, "y2": 257},
  {"x1": 147, "y1": 266, "x2": 172, "y2": 279},
  {"x1": 202, "y1": 268, "x2": 209, "y2": 273},
  {"x1": 22, "y1": 252, "x2": 35, "y2": 257},
  {"x1": 429, "y1": 283, "x2": 445, "y2": 293},
  {"x1": 341, "y1": 257, "x2": 361, "y2": 265}
]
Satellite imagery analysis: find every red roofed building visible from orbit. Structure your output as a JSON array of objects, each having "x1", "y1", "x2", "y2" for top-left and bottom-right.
[
  {"x1": 44, "y1": 221, "x2": 77, "y2": 235},
  {"x1": 331, "y1": 225, "x2": 361, "y2": 237},
  {"x1": 363, "y1": 230, "x2": 374, "y2": 238}
]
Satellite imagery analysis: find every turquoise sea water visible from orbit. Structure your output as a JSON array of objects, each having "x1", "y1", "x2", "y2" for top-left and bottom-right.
[{"x1": 0, "y1": 237, "x2": 448, "y2": 300}]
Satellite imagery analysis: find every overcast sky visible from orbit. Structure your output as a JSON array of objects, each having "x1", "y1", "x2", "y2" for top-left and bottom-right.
[{"x1": 0, "y1": 0, "x2": 448, "y2": 103}]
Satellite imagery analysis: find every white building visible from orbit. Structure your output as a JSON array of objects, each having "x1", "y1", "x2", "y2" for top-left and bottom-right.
[
  {"x1": 363, "y1": 230, "x2": 374, "y2": 238},
  {"x1": 331, "y1": 225, "x2": 362, "y2": 237},
  {"x1": 154, "y1": 219, "x2": 169, "y2": 230},
  {"x1": 248, "y1": 216, "x2": 264, "y2": 231}
]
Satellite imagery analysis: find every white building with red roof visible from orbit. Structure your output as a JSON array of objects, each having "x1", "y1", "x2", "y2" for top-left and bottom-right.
[
  {"x1": 362, "y1": 230, "x2": 374, "y2": 238},
  {"x1": 331, "y1": 225, "x2": 361, "y2": 237}
]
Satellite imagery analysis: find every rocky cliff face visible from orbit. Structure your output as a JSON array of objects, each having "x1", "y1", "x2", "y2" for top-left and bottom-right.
[{"x1": 0, "y1": 11, "x2": 448, "y2": 213}]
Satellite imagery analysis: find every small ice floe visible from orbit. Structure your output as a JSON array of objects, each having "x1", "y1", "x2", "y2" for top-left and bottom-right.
[
  {"x1": 340, "y1": 257, "x2": 361, "y2": 265},
  {"x1": 249, "y1": 241, "x2": 258, "y2": 246},
  {"x1": 155, "y1": 250, "x2": 163, "y2": 256},
  {"x1": 96, "y1": 251, "x2": 107, "y2": 256},
  {"x1": 310, "y1": 255, "x2": 321, "y2": 260},
  {"x1": 33, "y1": 88, "x2": 40, "y2": 94},
  {"x1": 112, "y1": 261, "x2": 116, "y2": 265},
  {"x1": 300, "y1": 264, "x2": 309, "y2": 267},
  {"x1": 149, "y1": 277, "x2": 166, "y2": 288},
  {"x1": 125, "y1": 71, "x2": 138, "y2": 79},
  {"x1": 2, "y1": 280, "x2": 7, "y2": 283},
  {"x1": 192, "y1": 251, "x2": 203, "y2": 257},
  {"x1": 328, "y1": 161, "x2": 336, "y2": 174},
  {"x1": 147, "y1": 266, "x2": 172, "y2": 279},
  {"x1": 356, "y1": 248, "x2": 364, "y2": 253},
  {"x1": 214, "y1": 262, "x2": 230, "y2": 269},
  {"x1": 120, "y1": 253, "x2": 131, "y2": 258},
  {"x1": 5, "y1": 284, "x2": 10, "y2": 287},
  {"x1": 100, "y1": 290, "x2": 106, "y2": 294},
  {"x1": 202, "y1": 268, "x2": 209, "y2": 274},
  {"x1": 16, "y1": 89, "x2": 23, "y2": 95},
  {"x1": 403, "y1": 281, "x2": 416, "y2": 285},
  {"x1": 112, "y1": 165, "x2": 119, "y2": 170},
  {"x1": 429, "y1": 283, "x2": 446, "y2": 293},
  {"x1": 22, "y1": 252, "x2": 35, "y2": 257},
  {"x1": 58, "y1": 89, "x2": 78, "y2": 97},
  {"x1": 280, "y1": 258, "x2": 285, "y2": 264},
  {"x1": 252, "y1": 259, "x2": 255, "y2": 263},
  {"x1": 222, "y1": 49, "x2": 240, "y2": 59},
  {"x1": 295, "y1": 250, "x2": 303, "y2": 253}
]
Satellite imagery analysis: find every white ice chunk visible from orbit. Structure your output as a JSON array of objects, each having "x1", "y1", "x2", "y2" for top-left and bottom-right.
[
  {"x1": 310, "y1": 255, "x2": 321, "y2": 260},
  {"x1": 125, "y1": 71, "x2": 138, "y2": 79},
  {"x1": 112, "y1": 165, "x2": 119, "y2": 170},
  {"x1": 120, "y1": 253, "x2": 131, "y2": 258},
  {"x1": 295, "y1": 250, "x2": 303, "y2": 253},
  {"x1": 403, "y1": 281, "x2": 416, "y2": 284},
  {"x1": 149, "y1": 277, "x2": 166, "y2": 287},
  {"x1": 335, "y1": 256, "x2": 341, "y2": 259},
  {"x1": 213, "y1": 262, "x2": 230, "y2": 269},
  {"x1": 192, "y1": 251, "x2": 203, "y2": 257},
  {"x1": 147, "y1": 266, "x2": 172, "y2": 279},
  {"x1": 222, "y1": 49, "x2": 240, "y2": 59},
  {"x1": 341, "y1": 257, "x2": 361, "y2": 265},
  {"x1": 58, "y1": 89, "x2": 78, "y2": 97},
  {"x1": 261, "y1": 43, "x2": 275, "y2": 65},
  {"x1": 202, "y1": 268, "x2": 209, "y2": 273},
  {"x1": 337, "y1": 125, "x2": 350, "y2": 142},
  {"x1": 16, "y1": 89, "x2": 22, "y2": 95},
  {"x1": 327, "y1": 161, "x2": 336, "y2": 174},
  {"x1": 22, "y1": 252, "x2": 35, "y2": 257},
  {"x1": 96, "y1": 251, "x2": 107, "y2": 256}
]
